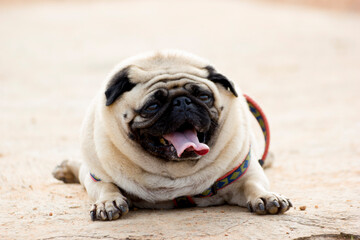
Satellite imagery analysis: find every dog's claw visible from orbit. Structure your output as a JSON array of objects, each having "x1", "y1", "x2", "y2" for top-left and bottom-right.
[
  {"x1": 288, "y1": 199, "x2": 293, "y2": 208},
  {"x1": 119, "y1": 205, "x2": 129, "y2": 215},
  {"x1": 98, "y1": 210, "x2": 106, "y2": 220},
  {"x1": 265, "y1": 198, "x2": 281, "y2": 214},
  {"x1": 108, "y1": 211, "x2": 113, "y2": 221},
  {"x1": 247, "y1": 202, "x2": 253, "y2": 212},
  {"x1": 256, "y1": 202, "x2": 266, "y2": 215},
  {"x1": 278, "y1": 200, "x2": 288, "y2": 214},
  {"x1": 259, "y1": 202, "x2": 265, "y2": 211},
  {"x1": 90, "y1": 210, "x2": 96, "y2": 221}
]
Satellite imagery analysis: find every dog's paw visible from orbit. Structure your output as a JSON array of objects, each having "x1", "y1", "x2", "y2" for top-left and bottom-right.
[
  {"x1": 90, "y1": 196, "x2": 130, "y2": 221},
  {"x1": 246, "y1": 193, "x2": 292, "y2": 215},
  {"x1": 52, "y1": 160, "x2": 79, "y2": 183}
]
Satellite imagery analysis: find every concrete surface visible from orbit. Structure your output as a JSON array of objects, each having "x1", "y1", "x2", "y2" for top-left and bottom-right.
[{"x1": 0, "y1": 0, "x2": 359, "y2": 239}]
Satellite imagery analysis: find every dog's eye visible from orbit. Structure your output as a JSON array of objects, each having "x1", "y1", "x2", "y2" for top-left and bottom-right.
[
  {"x1": 144, "y1": 103, "x2": 159, "y2": 113},
  {"x1": 198, "y1": 94, "x2": 211, "y2": 102}
]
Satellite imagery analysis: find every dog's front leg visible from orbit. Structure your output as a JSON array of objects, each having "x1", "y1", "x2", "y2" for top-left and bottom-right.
[
  {"x1": 239, "y1": 162, "x2": 292, "y2": 215},
  {"x1": 79, "y1": 165, "x2": 130, "y2": 221}
]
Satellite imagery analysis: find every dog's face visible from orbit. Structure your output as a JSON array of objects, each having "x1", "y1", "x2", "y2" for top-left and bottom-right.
[
  {"x1": 103, "y1": 51, "x2": 238, "y2": 163},
  {"x1": 130, "y1": 80, "x2": 217, "y2": 161}
]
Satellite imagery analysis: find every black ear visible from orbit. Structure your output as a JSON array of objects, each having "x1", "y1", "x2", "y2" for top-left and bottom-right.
[
  {"x1": 205, "y1": 66, "x2": 238, "y2": 97},
  {"x1": 105, "y1": 67, "x2": 136, "y2": 106}
]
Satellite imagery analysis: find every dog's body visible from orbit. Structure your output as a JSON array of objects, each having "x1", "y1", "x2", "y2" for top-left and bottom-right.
[{"x1": 53, "y1": 50, "x2": 291, "y2": 221}]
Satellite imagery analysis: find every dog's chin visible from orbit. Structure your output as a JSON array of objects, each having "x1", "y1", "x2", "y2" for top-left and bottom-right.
[{"x1": 154, "y1": 150, "x2": 202, "y2": 162}]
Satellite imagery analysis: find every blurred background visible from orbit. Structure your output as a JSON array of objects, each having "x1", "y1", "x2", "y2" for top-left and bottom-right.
[
  {"x1": 0, "y1": 0, "x2": 359, "y2": 239},
  {"x1": 1, "y1": 0, "x2": 359, "y2": 167}
]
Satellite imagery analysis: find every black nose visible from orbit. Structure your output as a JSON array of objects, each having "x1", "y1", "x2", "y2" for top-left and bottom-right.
[{"x1": 173, "y1": 96, "x2": 192, "y2": 110}]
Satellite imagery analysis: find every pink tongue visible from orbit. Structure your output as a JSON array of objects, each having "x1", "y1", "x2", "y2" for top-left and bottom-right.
[{"x1": 163, "y1": 129, "x2": 210, "y2": 157}]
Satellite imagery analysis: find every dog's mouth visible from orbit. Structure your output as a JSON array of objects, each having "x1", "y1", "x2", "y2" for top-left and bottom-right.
[
  {"x1": 163, "y1": 127, "x2": 209, "y2": 157},
  {"x1": 138, "y1": 123, "x2": 211, "y2": 161}
]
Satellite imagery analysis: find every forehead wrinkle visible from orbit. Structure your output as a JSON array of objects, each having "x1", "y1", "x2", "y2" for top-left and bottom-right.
[
  {"x1": 128, "y1": 64, "x2": 208, "y2": 82},
  {"x1": 147, "y1": 78, "x2": 191, "y2": 92},
  {"x1": 145, "y1": 73, "x2": 211, "y2": 91}
]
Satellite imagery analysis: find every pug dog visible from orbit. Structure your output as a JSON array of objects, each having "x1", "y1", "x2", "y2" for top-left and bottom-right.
[{"x1": 53, "y1": 50, "x2": 292, "y2": 221}]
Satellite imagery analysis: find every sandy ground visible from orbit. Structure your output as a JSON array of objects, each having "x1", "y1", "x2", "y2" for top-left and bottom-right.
[{"x1": 0, "y1": 0, "x2": 360, "y2": 239}]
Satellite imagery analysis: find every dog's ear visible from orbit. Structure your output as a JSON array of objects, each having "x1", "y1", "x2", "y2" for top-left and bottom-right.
[
  {"x1": 105, "y1": 67, "x2": 136, "y2": 106},
  {"x1": 205, "y1": 66, "x2": 238, "y2": 97}
]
